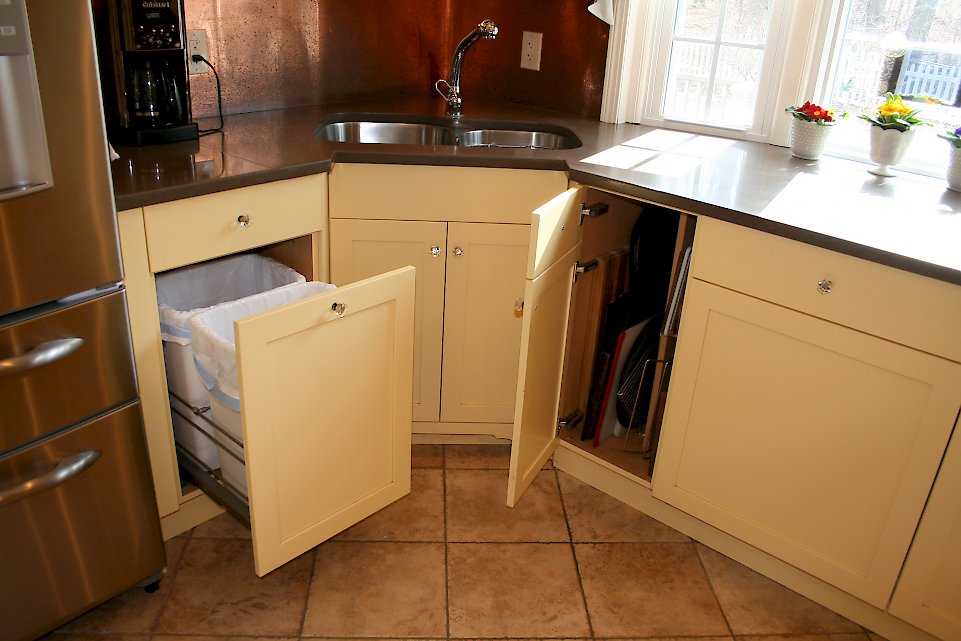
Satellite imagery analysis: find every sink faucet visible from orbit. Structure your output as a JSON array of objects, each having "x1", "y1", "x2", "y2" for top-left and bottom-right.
[{"x1": 435, "y1": 20, "x2": 499, "y2": 119}]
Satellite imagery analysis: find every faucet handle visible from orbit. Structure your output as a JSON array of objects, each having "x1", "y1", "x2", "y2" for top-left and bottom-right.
[{"x1": 435, "y1": 79, "x2": 457, "y2": 103}]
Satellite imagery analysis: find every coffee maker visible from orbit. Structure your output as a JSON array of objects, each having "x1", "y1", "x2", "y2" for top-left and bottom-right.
[{"x1": 93, "y1": 0, "x2": 199, "y2": 145}]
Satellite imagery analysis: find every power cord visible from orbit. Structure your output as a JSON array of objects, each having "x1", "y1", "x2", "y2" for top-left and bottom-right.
[{"x1": 191, "y1": 54, "x2": 224, "y2": 135}]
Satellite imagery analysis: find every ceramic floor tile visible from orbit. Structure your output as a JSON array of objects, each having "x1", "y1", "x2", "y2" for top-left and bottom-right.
[
  {"x1": 57, "y1": 537, "x2": 187, "y2": 634},
  {"x1": 412, "y1": 443, "x2": 444, "y2": 468},
  {"x1": 154, "y1": 538, "x2": 312, "y2": 636},
  {"x1": 334, "y1": 469, "x2": 444, "y2": 541},
  {"x1": 444, "y1": 443, "x2": 512, "y2": 468},
  {"x1": 448, "y1": 543, "x2": 591, "y2": 638},
  {"x1": 151, "y1": 636, "x2": 298, "y2": 641},
  {"x1": 697, "y1": 544, "x2": 864, "y2": 635},
  {"x1": 737, "y1": 634, "x2": 871, "y2": 641},
  {"x1": 447, "y1": 469, "x2": 569, "y2": 542},
  {"x1": 575, "y1": 542, "x2": 730, "y2": 637},
  {"x1": 302, "y1": 541, "x2": 446, "y2": 638},
  {"x1": 190, "y1": 511, "x2": 252, "y2": 539},
  {"x1": 41, "y1": 635, "x2": 149, "y2": 641},
  {"x1": 558, "y1": 471, "x2": 690, "y2": 543}
]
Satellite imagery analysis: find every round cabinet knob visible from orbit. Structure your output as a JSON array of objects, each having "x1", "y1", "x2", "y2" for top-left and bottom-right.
[
  {"x1": 817, "y1": 279, "x2": 833, "y2": 294},
  {"x1": 514, "y1": 298, "x2": 524, "y2": 317},
  {"x1": 452, "y1": 247, "x2": 464, "y2": 257},
  {"x1": 429, "y1": 246, "x2": 442, "y2": 258},
  {"x1": 331, "y1": 302, "x2": 346, "y2": 317},
  {"x1": 237, "y1": 214, "x2": 252, "y2": 227}
]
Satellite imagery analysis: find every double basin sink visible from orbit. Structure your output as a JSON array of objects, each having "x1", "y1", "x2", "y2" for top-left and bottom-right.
[{"x1": 315, "y1": 113, "x2": 582, "y2": 151}]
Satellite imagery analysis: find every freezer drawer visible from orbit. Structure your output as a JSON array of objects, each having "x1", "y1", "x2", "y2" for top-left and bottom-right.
[
  {"x1": 0, "y1": 401, "x2": 165, "y2": 641},
  {"x1": 0, "y1": 290, "x2": 137, "y2": 451}
]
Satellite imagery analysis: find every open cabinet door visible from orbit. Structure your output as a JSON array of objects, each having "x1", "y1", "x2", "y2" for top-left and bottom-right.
[
  {"x1": 506, "y1": 187, "x2": 586, "y2": 507},
  {"x1": 235, "y1": 267, "x2": 415, "y2": 575}
]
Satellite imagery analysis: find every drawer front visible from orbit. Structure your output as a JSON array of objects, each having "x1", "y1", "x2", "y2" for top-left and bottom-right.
[
  {"x1": 0, "y1": 290, "x2": 137, "y2": 451},
  {"x1": 692, "y1": 217, "x2": 961, "y2": 362},
  {"x1": 143, "y1": 174, "x2": 327, "y2": 272},
  {"x1": 329, "y1": 163, "x2": 568, "y2": 224}
]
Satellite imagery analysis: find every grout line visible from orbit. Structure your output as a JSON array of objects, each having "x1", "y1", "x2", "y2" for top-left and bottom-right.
[
  {"x1": 693, "y1": 540, "x2": 736, "y2": 638},
  {"x1": 555, "y1": 466, "x2": 596, "y2": 640},
  {"x1": 443, "y1": 446, "x2": 452, "y2": 641},
  {"x1": 297, "y1": 545, "x2": 319, "y2": 637}
]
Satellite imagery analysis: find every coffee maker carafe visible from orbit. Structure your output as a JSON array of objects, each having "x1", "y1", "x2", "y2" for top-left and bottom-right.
[{"x1": 93, "y1": 0, "x2": 199, "y2": 145}]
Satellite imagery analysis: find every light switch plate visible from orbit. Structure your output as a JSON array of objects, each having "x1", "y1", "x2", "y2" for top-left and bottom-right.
[
  {"x1": 521, "y1": 31, "x2": 542, "y2": 71},
  {"x1": 186, "y1": 29, "x2": 209, "y2": 75}
]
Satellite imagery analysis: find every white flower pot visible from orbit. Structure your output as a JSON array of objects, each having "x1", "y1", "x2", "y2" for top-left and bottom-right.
[
  {"x1": 947, "y1": 144, "x2": 961, "y2": 192},
  {"x1": 789, "y1": 119, "x2": 832, "y2": 160},
  {"x1": 868, "y1": 126, "x2": 915, "y2": 176}
]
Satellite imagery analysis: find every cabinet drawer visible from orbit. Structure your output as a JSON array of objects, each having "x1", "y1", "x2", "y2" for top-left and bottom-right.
[
  {"x1": 692, "y1": 217, "x2": 961, "y2": 362},
  {"x1": 329, "y1": 163, "x2": 567, "y2": 224},
  {"x1": 143, "y1": 175, "x2": 327, "y2": 272}
]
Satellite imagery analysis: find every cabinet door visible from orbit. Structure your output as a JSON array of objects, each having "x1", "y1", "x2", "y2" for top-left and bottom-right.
[
  {"x1": 653, "y1": 279, "x2": 961, "y2": 606},
  {"x1": 235, "y1": 267, "x2": 415, "y2": 576},
  {"x1": 329, "y1": 219, "x2": 446, "y2": 422},
  {"x1": 442, "y1": 222, "x2": 529, "y2": 424},
  {"x1": 889, "y1": 427, "x2": 961, "y2": 640},
  {"x1": 507, "y1": 187, "x2": 586, "y2": 506}
]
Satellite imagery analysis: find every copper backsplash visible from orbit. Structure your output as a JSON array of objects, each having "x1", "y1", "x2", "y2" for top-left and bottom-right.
[{"x1": 185, "y1": 0, "x2": 608, "y2": 119}]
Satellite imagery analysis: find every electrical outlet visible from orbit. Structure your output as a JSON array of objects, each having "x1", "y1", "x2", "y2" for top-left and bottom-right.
[
  {"x1": 520, "y1": 31, "x2": 542, "y2": 71},
  {"x1": 186, "y1": 29, "x2": 209, "y2": 75}
]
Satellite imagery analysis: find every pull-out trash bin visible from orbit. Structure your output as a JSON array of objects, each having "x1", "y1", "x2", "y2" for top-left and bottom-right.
[
  {"x1": 189, "y1": 280, "x2": 337, "y2": 496},
  {"x1": 156, "y1": 254, "x2": 306, "y2": 470}
]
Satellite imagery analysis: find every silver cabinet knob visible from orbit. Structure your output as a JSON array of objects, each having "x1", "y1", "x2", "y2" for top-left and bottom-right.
[
  {"x1": 237, "y1": 214, "x2": 252, "y2": 227},
  {"x1": 429, "y1": 246, "x2": 442, "y2": 258},
  {"x1": 817, "y1": 279, "x2": 833, "y2": 294},
  {"x1": 452, "y1": 247, "x2": 464, "y2": 257},
  {"x1": 331, "y1": 302, "x2": 346, "y2": 317}
]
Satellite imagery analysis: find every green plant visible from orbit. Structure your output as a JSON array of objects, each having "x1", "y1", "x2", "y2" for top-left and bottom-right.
[
  {"x1": 938, "y1": 126, "x2": 961, "y2": 149},
  {"x1": 858, "y1": 93, "x2": 926, "y2": 132},
  {"x1": 785, "y1": 101, "x2": 845, "y2": 125}
]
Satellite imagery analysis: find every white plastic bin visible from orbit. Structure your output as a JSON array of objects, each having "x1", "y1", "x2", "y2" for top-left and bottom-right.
[
  {"x1": 189, "y1": 280, "x2": 337, "y2": 497},
  {"x1": 156, "y1": 254, "x2": 306, "y2": 470}
]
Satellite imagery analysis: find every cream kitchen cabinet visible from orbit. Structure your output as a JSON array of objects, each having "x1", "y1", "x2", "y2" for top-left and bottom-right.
[
  {"x1": 329, "y1": 163, "x2": 568, "y2": 438},
  {"x1": 651, "y1": 217, "x2": 961, "y2": 608},
  {"x1": 118, "y1": 174, "x2": 415, "y2": 576},
  {"x1": 889, "y1": 425, "x2": 961, "y2": 640}
]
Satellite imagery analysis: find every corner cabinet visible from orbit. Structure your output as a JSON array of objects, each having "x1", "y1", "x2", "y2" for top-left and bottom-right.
[
  {"x1": 328, "y1": 163, "x2": 568, "y2": 438},
  {"x1": 652, "y1": 217, "x2": 961, "y2": 608},
  {"x1": 118, "y1": 174, "x2": 415, "y2": 576}
]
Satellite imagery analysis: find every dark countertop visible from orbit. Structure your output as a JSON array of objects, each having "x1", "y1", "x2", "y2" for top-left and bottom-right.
[{"x1": 111, "y1": 95, "x2": 961, "y2": 286}]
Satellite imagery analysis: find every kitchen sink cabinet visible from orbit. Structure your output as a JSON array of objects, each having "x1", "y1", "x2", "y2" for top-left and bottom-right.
[
  {"x1": 328, "y1": 163, "x2": 567, "y2": 438},
  {"x1": 330, "y1": 218, "x2": 529, "y2": 432},
  {"x1": 889, "y1": 426, "x2": 961, "y2": 640},
  {"x1": 651, "y1": 217, "x2": 961, "y2": 608},
  {"x1": 118, "y1": 174, "x2": 415, "y2": 576}
]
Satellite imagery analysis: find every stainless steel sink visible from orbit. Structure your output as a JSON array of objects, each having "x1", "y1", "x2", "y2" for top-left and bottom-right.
[
  {"x1": 314, "y1": 114, "x2": 581, "y2": 150},
  {"x1": 315, "y1": 120, "x2": 450, "y2": 145}
]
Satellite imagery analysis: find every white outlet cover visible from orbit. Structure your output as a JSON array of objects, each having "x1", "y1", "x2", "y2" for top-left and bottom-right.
[
  {"x1": 521, "y1": 31, "x2": 542, "y2": 71},
  {"x1": 186, "y1": 29, "x2": 209, "y2": 75}
]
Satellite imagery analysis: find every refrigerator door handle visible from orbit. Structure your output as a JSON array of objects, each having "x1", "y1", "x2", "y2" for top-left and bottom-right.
[
  {"x1": 0, "y1": 337, "x2": 84, "y2": 377},
  {"x1": 0, "y1": 449, "x2": 101, "y2": 506}
]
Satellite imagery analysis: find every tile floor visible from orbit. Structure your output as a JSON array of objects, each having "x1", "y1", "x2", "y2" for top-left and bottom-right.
[{"x1": 47, "y1": 444, "x2": 881, "y2": 641}]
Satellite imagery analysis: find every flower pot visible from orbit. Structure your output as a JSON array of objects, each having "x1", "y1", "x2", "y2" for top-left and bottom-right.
[
  {"x1": 790, "y1": 119, "x2": 832, "y2": 160},
  {"x1": 947, "y1": 145, "x2": 961, "y2": 192},
  {"x1": 868, "y1": 126, "x2": 915, "y2": 176}
]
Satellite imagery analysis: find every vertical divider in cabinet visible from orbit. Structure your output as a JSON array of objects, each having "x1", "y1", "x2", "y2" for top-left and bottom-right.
[{"x1": 638, "y1": 214, "x2": 697, "y2": 475}]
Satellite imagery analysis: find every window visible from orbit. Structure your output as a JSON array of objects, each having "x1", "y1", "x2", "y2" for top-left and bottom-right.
[
  {"x1": 603, "y1": 0, "x2": 961, "y2": 176},
  {"x1": 630, "y1": 0, "x2": 791, "y2": 141}
]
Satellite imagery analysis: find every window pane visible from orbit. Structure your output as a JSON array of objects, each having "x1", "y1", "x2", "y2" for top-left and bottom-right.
[
  {"x1": 663, "y1": 42, "x2": 715, "y2": 121},
  {"x1": 708, "y1": 45, "x2": 764, "y2": 126},
  {"x1": 721, "y1": 0, "x2": 772, "y2": 45},
  {"x1": 675, "y1": 0, "x2": 720, "y2": 40},
  {"x1": 823, "y1": 0, "x2": 961, "y2": 175}
]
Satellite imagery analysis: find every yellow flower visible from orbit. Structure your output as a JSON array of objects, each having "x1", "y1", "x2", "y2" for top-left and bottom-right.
[{"x1": 877, "y1": 95, "x2": 911, "y2": 117}]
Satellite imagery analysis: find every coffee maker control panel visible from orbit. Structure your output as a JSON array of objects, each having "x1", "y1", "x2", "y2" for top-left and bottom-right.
[{"x1": 127, "y1": 0, "x2": 183, "y2": 51}]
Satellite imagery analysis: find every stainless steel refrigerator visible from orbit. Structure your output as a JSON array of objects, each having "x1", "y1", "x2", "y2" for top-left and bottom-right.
[{"x1": 0, "y1": 0, "x2": 165, "y2": 638}]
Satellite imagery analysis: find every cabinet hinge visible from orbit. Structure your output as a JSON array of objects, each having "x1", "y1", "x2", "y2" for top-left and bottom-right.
[
  {"x1": 557, "y1": 411, "x2": 584, "y2": 434},
  {"x1": 579, "y1": 201, "x2": 609, "y2": 225},
  {"x1": 573, "y1": 260, "x2": 598, "y2": 283}
]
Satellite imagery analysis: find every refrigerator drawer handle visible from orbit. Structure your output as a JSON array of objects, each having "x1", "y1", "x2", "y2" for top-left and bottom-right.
[
  {"x1": 0, "y1": 450, "x2": 101, "y2": 507},
  {"x1": 0, "y1": 338, "x2": 84, "y2": 377}
]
